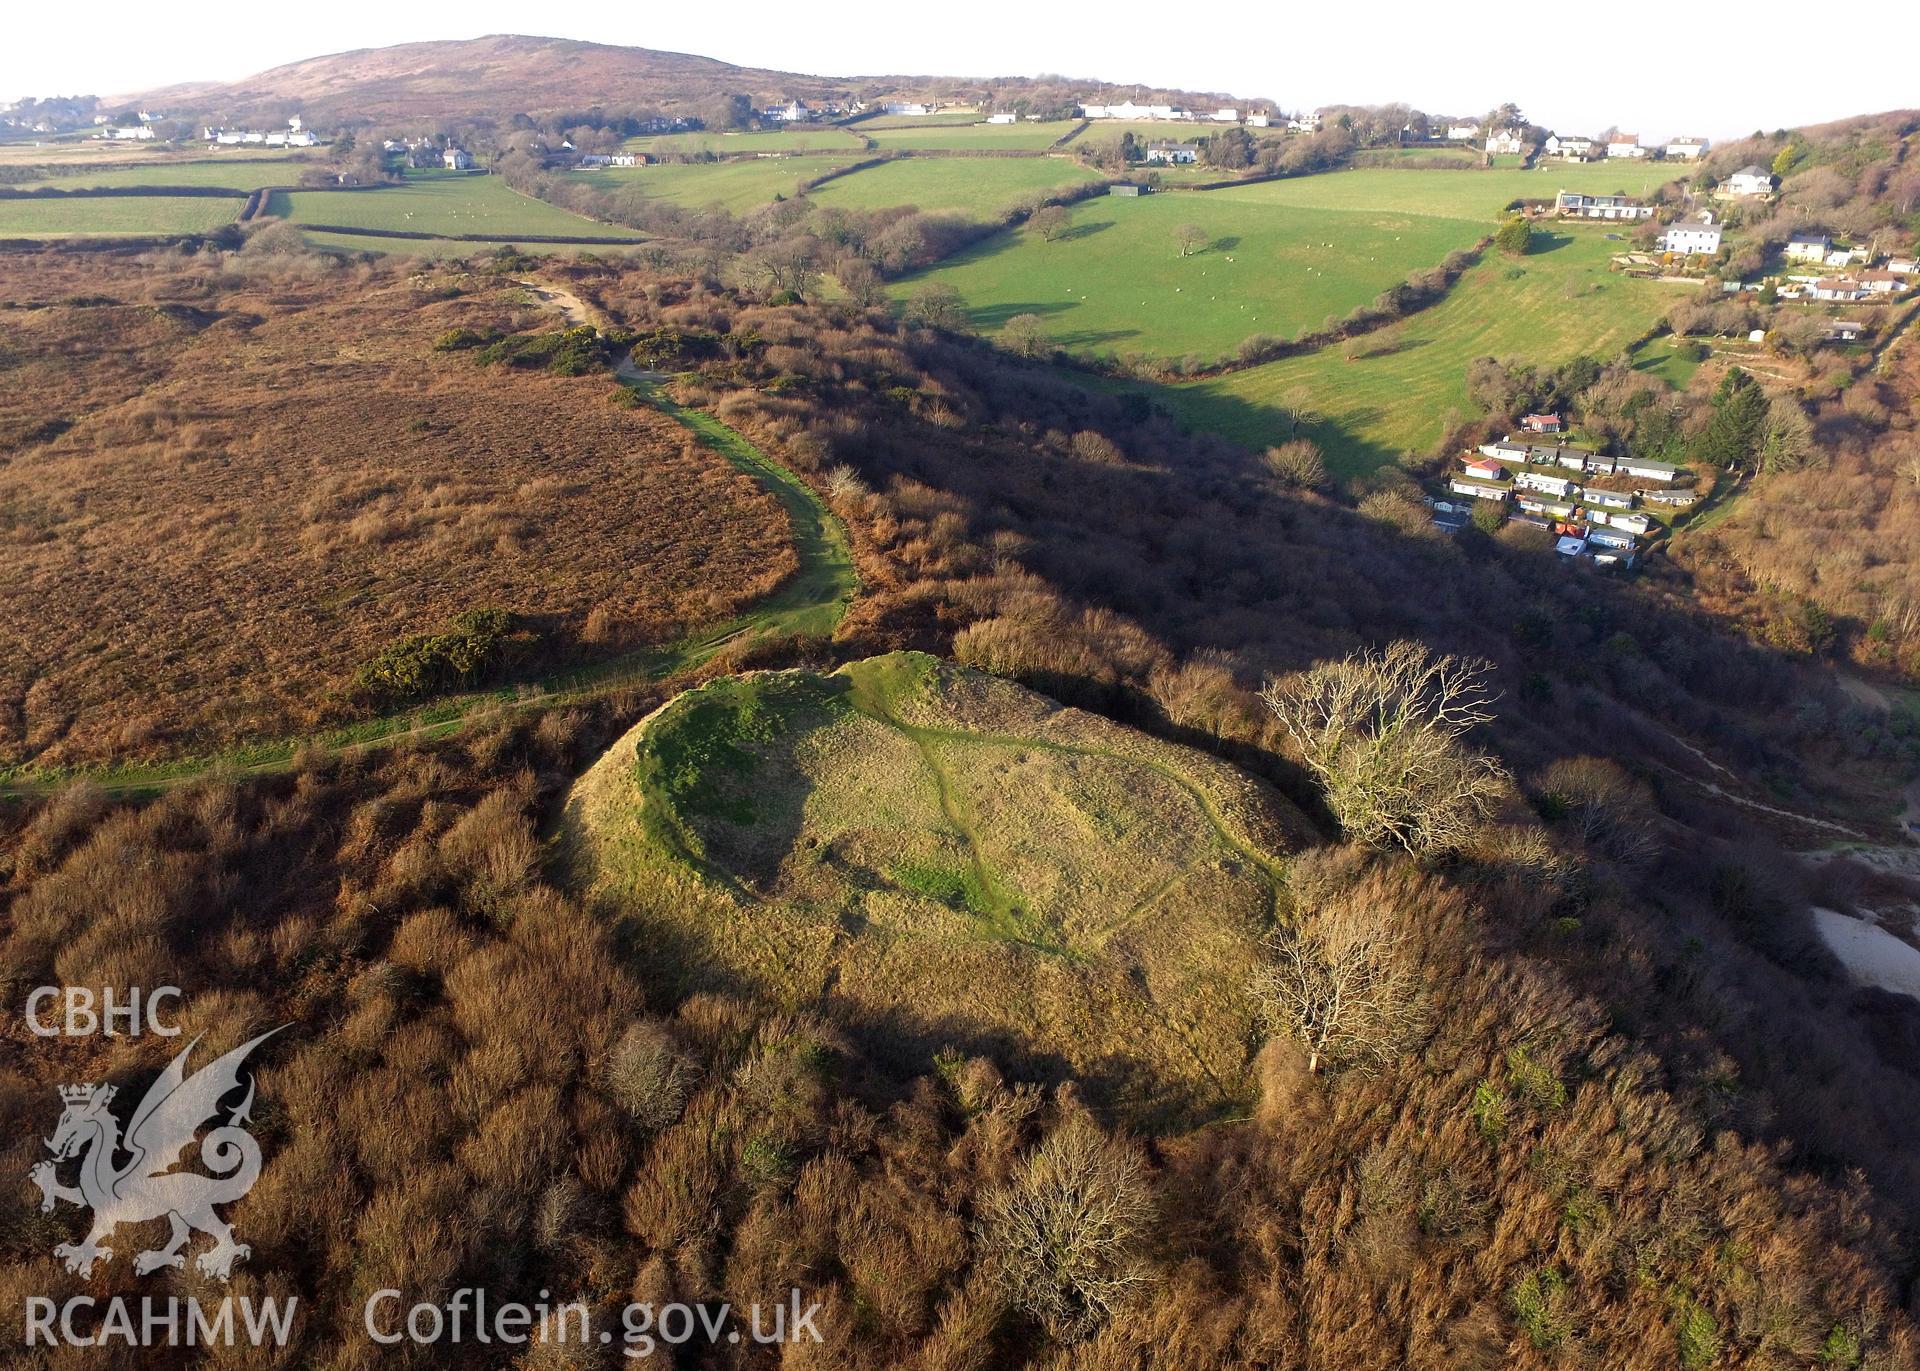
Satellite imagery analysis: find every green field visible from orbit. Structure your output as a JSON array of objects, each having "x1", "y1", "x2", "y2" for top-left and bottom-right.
[
  {"x1": 17, "y1": 158, "x2": 309, "y2": 191},
  {"x1": 900, "y1": 194, "x2": 1484, "y2": 359},
  {"x1": 0, "y1": 194, "x2": 244, "y2": 237},
  {"x1": 864, "y1": 120, "x2": 1080, "y2": 151},
  {"x1": 268, "y1": 174, "x2": 642, "y2": 238},
  {"x1": 625, "y1": 128, "x2": 866, "y2": 156},
  {"x1": 1167, "y1": 228, "x2": 1684, "y2": 474},
  {"x1": 855, "y1": 112, "x2": 984, "y2": 129},
  {"x1": 1208, "y1": 164, "x2": 1673, "y2": 220},
  {"x1": 809, "y1": 156, "x2": 1103, "y2": 219},
  {"x1": 568, "y1": 651, "x2": 1298, "y2": 1124},
  {"x1": 1069, "y1": 121, "x2": 1222, "y2": 147},
  {"x1": 579, "y1": 156, "x2": 855, "y2": 214}
]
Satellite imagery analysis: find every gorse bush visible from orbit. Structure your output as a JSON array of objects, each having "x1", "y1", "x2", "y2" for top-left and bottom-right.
[
  {"x1": 353, "y1": 608, "x2": 530, "y2": 706},
  {"x1": 474, "y1": 326, "x2": 608, "y2": 375}
]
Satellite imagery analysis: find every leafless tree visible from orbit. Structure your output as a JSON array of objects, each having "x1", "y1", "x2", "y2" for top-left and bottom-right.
[
  {"x1": 1537, "y1": 757, "x2": 1660, "y2": 867},
  {"x1": 1174, "y1": 223, "x2": 1209, "y2": 257},
  {"x1": 1253, "y1": 857, "x2": 1423, "y2": 1074},
  {"x1": 1003, "y1": 313, "x2": 1050, "y2": 358},
  {"x1": 1264, "y1": 438, "x2": 1327, "y2": 490},
  {"x1": 1032, "y1": 205, "x2": 1071, "y2": 242},
  {"x1": 1261, "y1": 641, "x2": 1507, "y2": 854},
  {"x1": 976, "y1": 1113, "x2": 1154, "y2": 1338}
]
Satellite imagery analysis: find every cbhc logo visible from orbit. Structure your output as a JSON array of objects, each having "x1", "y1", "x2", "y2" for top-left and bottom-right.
[{"x1": 25, "y1": 986, "x2": 183, "y2": 1037}]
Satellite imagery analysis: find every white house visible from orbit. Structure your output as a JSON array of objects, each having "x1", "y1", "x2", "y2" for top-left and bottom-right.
[
  {"x1": 882, "y1": 101, "x2": 932, "y2": 117},
  {"x1": 1617, "y1": 457, "x2": 1679, "y2": 483},
  {"x1": 1785, "y1": 231, "x2": 1831, "y2": 262},
  {"x1": 287, "y1": 129, "x2": 319, "y2": 147},
  {"x1": 1486, "y1": 128, "x2": 1528, "y2": 156},
  {"x1": 100, "y1": 124, "x2": 155, "y2": 140},
  {"x1": 1587, "y1": 525, "x2": 1639, "y2": 550},
  {"x1": 1887, "y1": 257, "x2": 1918, "y2": 275},
  {"x1": 1810, "y1": 278, "x2": 1868, "y2": 301},
  {"x1": 1447, "y1": 123, "x2": 1479, "y2": 141},
  {"x1": 1462, "y1": 457, "x2": 1506, "y2": 481},
  {"x1": 1556, "y1": 191, "x2": 1653, "y2": 220},
  {"x1": 1660, "y1": 223, "x2": 1723, "y2": 255},
  {"x1": 1287, "y1": 112, "x2": 1322, "y2": 133},
  {"x1": 1724, "y1": 165, "x2": 1774, "y2": 197},
  {"x1": 1516, "y1": 471, "x2": 1575, "y2": 497},
  {"x1": 986, "y1": 112, "x2": 1017, "y2": 124},
  {"x1": 1545, "y1": 134, "x2": 1596, "y2": 161},
  {"x1": 1246, "y1": 112, "x2": 1271, "y2": 128},
  {"x1": 1450, "y1": 477, "x2": 1509, "y2": 502},
  {"x1": 1583, "y1": 487, "x2": 1634, "y2": 510},
  {"x1": 609, "y1": 153, "x2": 639, "y2": 167},
  {"x1": 1478, "y1": 438, "x2": 1533, "y2": 463},
  {"x1": 1084, "y1": 100, "x2": 1179, "y2": 121},
  {"x1": 1608, "y1": 511, "x2": 1654, "y2": 536},
  {"x1": 1607, "y1": 134, "x2": 1646, "y2": 159},
  {"x1": 1665, "y1": 136, "x2": 1708, "y2": 160},
  {"x1": 1211, "y1": 108, "x2": 1239, "y2": 123},
  {"x1": 1145, "y1": 141, "x2": 1199, "y2": 164},
  {"x1": 444, "y1": 148, "x2": 474, "y2": 170}
]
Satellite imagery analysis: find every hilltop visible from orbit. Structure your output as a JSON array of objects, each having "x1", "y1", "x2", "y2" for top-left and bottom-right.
[{"x1": 123, "y1": 33, "x2": 855, "y2": 124}]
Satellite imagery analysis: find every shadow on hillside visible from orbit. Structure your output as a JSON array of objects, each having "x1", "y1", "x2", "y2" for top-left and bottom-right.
[
  {"x1": 1528, "y1": 231, "x2": 1575, "y2": 255},
  {"x1": 971, "y1": 300, "x2": 1078, "y2": 329},
  {"x1": 1056, "y1": 219, "x2": 1116, "y2": 243}
]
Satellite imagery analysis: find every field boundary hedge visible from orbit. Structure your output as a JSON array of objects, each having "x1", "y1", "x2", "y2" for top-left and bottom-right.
[
  {"x1": 0, "y1": 184, "x2": 252, "y2": 199},
  {"x1": 296, "y1": 223, "x2": 645, "y2": 245}
]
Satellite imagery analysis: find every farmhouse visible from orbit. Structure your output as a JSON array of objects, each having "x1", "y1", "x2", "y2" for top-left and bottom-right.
[
  {"x1": 1666, "y1": 136, "x2": 1708, "y2": 159},
  {"x1": 1724, "y1": 165, "x2": 1774, "y2": 197},
  {"x1": 1660, "y1": 223, "x2": 1723, "y2": 255},
  {"x1": 1784, "y1": 231, "x2": 1830, "y2": 262},
  {"x1": 1521, "y1": 413, "x2": 1563, "y2": 433},
  {"x1": 1545, "y1": 134, "x2": 1597, "y2": 161},
  {"x1": 1145, "y1": 142, "x2": 1200, "y2": 164},
  {"x1": 1607, "y1": 135, "x2": 1647, "y2": 159},
  {"x1": 1486, "y1": 128, "x2": 1528, "y2": 156},
  {"x1": 1287, "y1": 113, "x2": 1322, "y2": 133},
  {"x1": 1246, "y1": 113, "x2": 1271, "y2": 128},
  {"x1": 765, "y1": 100, "x2": 811, "y2": 123},
  {"x1": 1462, "y1": 457, "x2": 1506, "y2": 481},
  {"x1": 444, "y1": 148, "x2": 474, "y2": 170},
  {"x1": 1617, "y1": 457, "x2": 1678, "y2": 482},
  {"x1": 1556, "y1": 191, "x2": 1653, "y2": 220}
]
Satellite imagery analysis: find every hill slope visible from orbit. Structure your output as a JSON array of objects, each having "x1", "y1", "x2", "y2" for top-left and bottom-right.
[{"x1": 127, "y1": 33, "x2": 852, "y2": 123}]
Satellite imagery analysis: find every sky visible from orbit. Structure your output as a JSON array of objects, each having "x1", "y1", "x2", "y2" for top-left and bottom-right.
[{"x1": 5, "y1": 0, "x2": 1911, "y2": 141}]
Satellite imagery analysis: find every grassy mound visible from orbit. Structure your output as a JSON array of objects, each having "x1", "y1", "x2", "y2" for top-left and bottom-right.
[{"x1": 567, "y1": 652, "x2": 1303, "y2": 1126}]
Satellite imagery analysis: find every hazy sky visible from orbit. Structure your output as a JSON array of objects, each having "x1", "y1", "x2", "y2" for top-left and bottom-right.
[{"x1": 6, "y1": 1, "x2": 1910, "y2": 140}]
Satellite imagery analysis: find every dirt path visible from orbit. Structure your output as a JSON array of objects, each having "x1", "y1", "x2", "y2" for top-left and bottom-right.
[{"x1": 1837, "y1": 671, "x2": 1893, "y2": 713}]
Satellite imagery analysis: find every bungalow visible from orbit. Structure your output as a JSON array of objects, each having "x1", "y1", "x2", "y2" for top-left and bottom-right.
[
  {"x1": 1516, "y1": 470, "x2": 1574, "y2": 497},
  {"x1": 1858, "y1": 270, "x2": 1902, "y2": 294},
  {"x1": 1521, "y1": 413, "x2": 1563, "y2": 434},
  {"x1": 1555, "y1": 191, "x2": 1653, "y2": 220},
  {"x1": 1542, "y1": 445, "x2": 1595, "y2": 471},
  {"x1": 1660, "y1": 223, "x2": 1723, "y2": 255},
  {"x1": 1486, "y1": 128, "x2": 1528, "y2": 156},
  {"x1": 1811, "y1": 278, "x2": 1867, "y2": 301},
  {"x1": 1583, "y1": 487, "x2": 1634, "y2": 510},
  {"x1": 1450, "y1": 477, "x2": 1509, "y2": 502},
  {"x1": 1783, "y1": 231, "x2": 1830, "y2": 262},
  {"x1": 1555, "y1": 535, "x2": 1589, "y2": 557},
  {"x1": 1665, "y1": 136, "x2": 1708, "y2": 159},
  {"x1": 1607, "y1": 134, "x2": 1646, "y2": 159},
  {"x1": 1723, "y1": 165, "x2": 1774, "y2": 197},
  {"x1": 1608, "y1": 511, "x2": 1654, "y2": 536},
  {"x1": 1645, "y1": 489, "x2": 1700, "y2": 507},
  {"x1": 1478, "y1": 438, "x2": 1534, "y2": 463},
  {"x1": 444, "y1": 148, "x2": 474, "y2": 170},
  {"x1": 1462, "y1": 457, "x2": 1507, "y2": 482},
  {"x1": 1887, "y1": 257, "x2": 1918, "y2": 275},
  {"x1": 1583, "y1": 452, "x2": 1618, "y2": 475},
  {"x1": 1617, "y1": 457, "x2": 1678, "y2": 483},
  {"x1": 1145, "y1": 141, "x2": 1200, "y2": 164},
  {"x1": 1586, "y1": 525, "x2": 1639, "y2": 550}
]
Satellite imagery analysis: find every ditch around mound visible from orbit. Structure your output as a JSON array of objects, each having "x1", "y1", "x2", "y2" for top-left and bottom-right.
[{"x1": 566, "y1": 651, "x2": 1307, "y2": 1126}]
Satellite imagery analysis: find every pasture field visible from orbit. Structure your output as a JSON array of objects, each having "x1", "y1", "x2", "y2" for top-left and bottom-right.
[
  {"x1": 0, "y1": 256, "x2": 795, "y2": 767},
  {"x1": 863, "y1": 120, "x2": 1080, "y2": 151},
  {"x1": 568, "y1": 651, "x2": 1296, "y2": 1123},
  {"x1": 1168, "y1": 228, "x2": 1684, "y2": 474},
  {"x1": 1209, "y1": 163, "x2": 1674, "y2": 220},
  {"x1": 268, "y1": 174, "x2": 643, "y2": 237},
  {"x1": 577, "y1": 156, "x2": 855, "y2": 214},
  {"x1": 808, "y1": 156, "x2": 1102, "y2": 219},
  {"x1": 899, "y1": 194, "x2": 1483, "y2": 359},
  {"x1": 1069, "y1": 120, "x2": 1224, "y2": 146},
  {"x1": 0, "y1": 194, "x2": 244, "y2": 237},
  {"x1": 624, "y1": 127, "x2": 866, "y2": 155},
  {"x1": 15, "y1": 158, "x2": 314, "y2": 190},
  {"x1": 854, "y1": 111, "x2": 983, "y2": 129}
]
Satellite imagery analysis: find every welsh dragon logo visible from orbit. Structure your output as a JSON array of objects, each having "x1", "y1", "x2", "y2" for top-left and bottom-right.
[{"x1": 28, "y1": 1029, "x2": 282, "y2": 1281}]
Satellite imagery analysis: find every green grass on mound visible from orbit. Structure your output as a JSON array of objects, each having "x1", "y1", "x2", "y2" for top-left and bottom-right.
[
  {"x1": 0, "y1": 194, "x2": 244, "y2": 237},
  {"x1": 808, "y1": 156, "x2": 1103, "y2": 219},
  {"x1": 568, "y1": 651, "x2": 1300, "y2": 1126},
  {"x1": 1167, "y1": 228, "x2": 1685, "y2": 475},
  {"x1": 899, "y1": 194, "x2": 1483, "y2": 360},
  {"x1": 269, "y1": 174, "x2": 643, "y2": 238}
]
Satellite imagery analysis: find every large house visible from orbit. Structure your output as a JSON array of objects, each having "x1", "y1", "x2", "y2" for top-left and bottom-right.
[
  {"x1": 1545, "y1": 134, "x2": 1597, "y2": 160},
  {"x1": 1145, "y1": 141, "x2": 1199, "y2": 164},
  {"x1": 99, "y1": 124, "x2": 155, "y2": 140},
  {"x1": 1556, "y1": 190, "x2": 1653, "y2": 220},
  {"x1": 1486, "y1": 128, "x2": 1528, "y2": 156},
  {"x1": 1607, "y1": 134, "x2": 1647, "y2": 159},
  {"x1": 1665, "y1": 136, "x2": 1708, "y2": 160},
  {"x1": 1447, "y1": 123, "x2": 1479, "y2": 141},
  {"x1": 1660, "y1": 223, "x2": 1723, "y2": 255},
  {"x1": 1785, "y1": 231, "x2": 1830, "y2": 262},
  {"x1": 444, "y1": 148, "x2": 474, "y2": 170},
  {"x1": 1724, "y1": 165, "x2": 1774, "y2": 197},
  {"x1": 1287, "y1": 112, "x2": 1322, "y2": 133}
]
